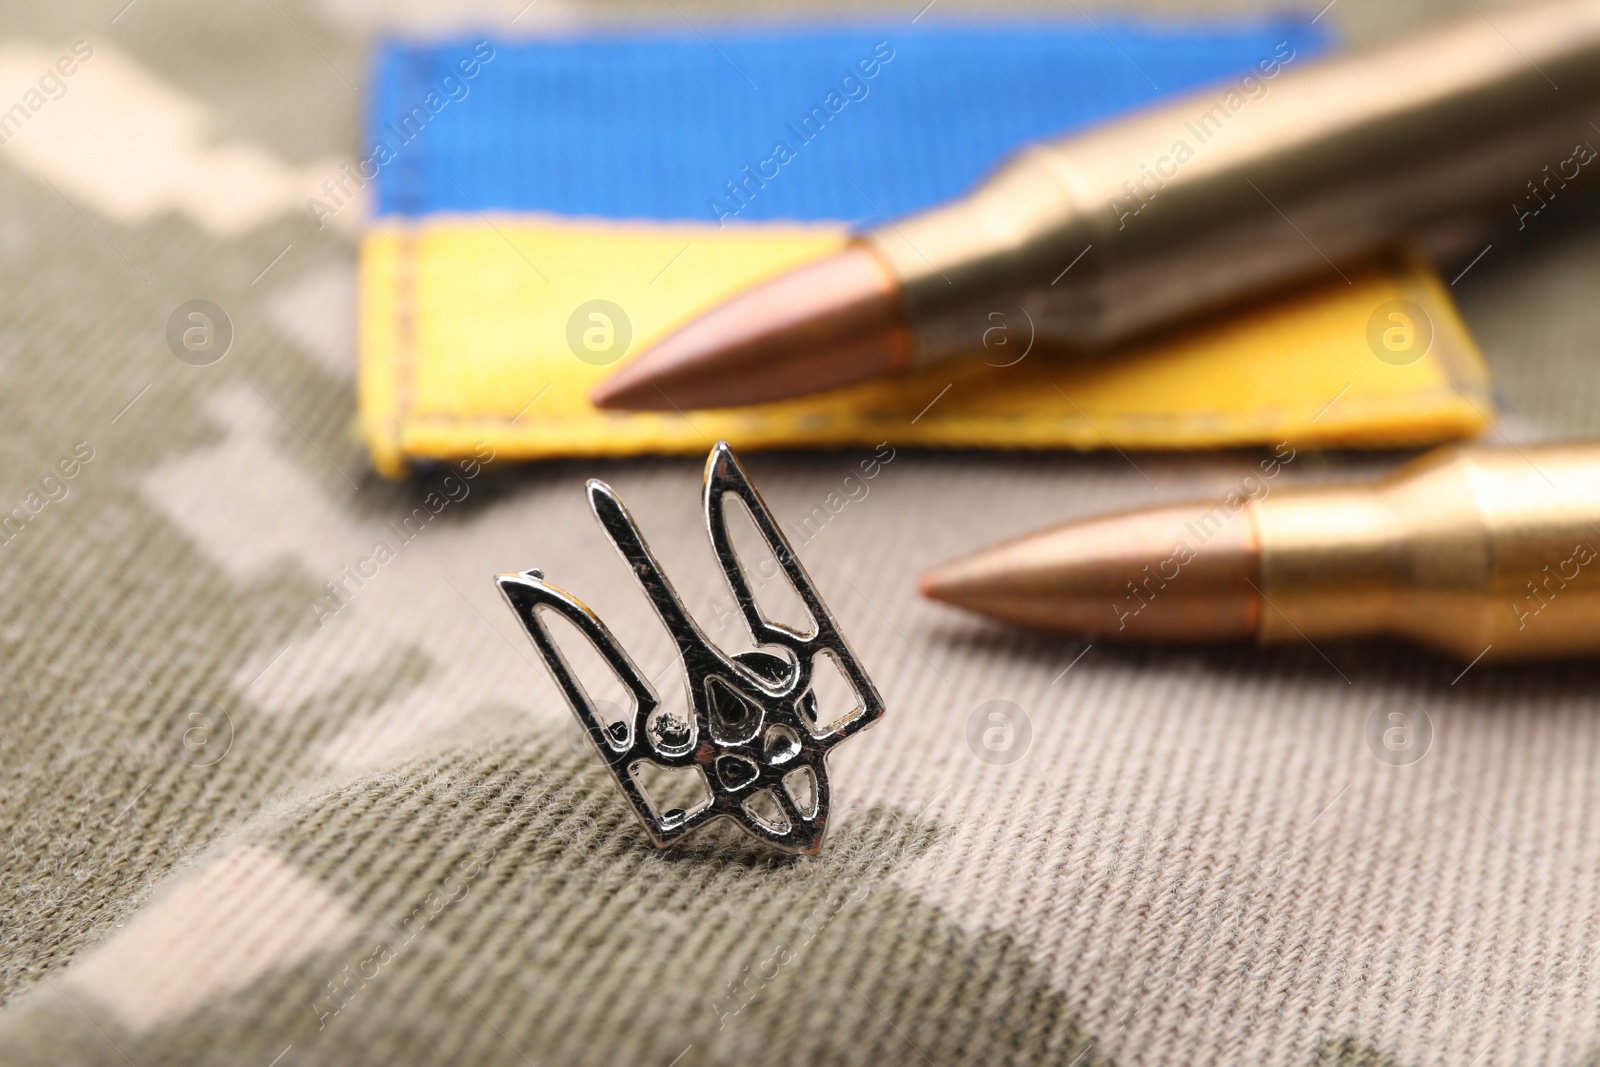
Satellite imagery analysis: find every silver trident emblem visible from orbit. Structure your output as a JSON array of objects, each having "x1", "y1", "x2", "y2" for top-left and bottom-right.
[{"x1": 496, "y1": 443, "x2": 885, "y2": 855}]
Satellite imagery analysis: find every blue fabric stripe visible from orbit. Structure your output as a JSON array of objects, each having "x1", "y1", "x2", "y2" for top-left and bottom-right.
[{"x1": 366, "y1": 20, "x2": 1331, "y2": 222}]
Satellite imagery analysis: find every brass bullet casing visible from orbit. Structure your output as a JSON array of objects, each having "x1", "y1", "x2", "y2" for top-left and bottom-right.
[
  {"x1": 872, "y1": 0, "x2": 1600, "y2": 367},
  {"x1": 1255, "y1": 444, "x2": 1600, "y2": 663},
  {"x1": 921, "y1": 443, "x2": 1600, "y2": 664},
  {"x1": 598, "y1": 0, "x2": 1600, "y2": 414}
]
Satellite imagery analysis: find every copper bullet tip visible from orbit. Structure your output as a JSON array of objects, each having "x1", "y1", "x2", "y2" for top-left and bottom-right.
[
  {"x1": 920, "y1": 503, "x2": 1262, "y2": 643},
  {"x1": 591, "y1": 243, "x2": 911, "y2": 412}
]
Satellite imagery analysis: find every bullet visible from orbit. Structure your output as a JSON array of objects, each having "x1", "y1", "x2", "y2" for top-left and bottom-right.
[
  {"x1": 594, "y1": 0, "x2": 1600, "y2": 411},
  {"x1": 596, "y1": 246, "x2": 911, "y2": 410},
  {"x1": 920, "y1": 444, "x2": 1600, "y2": 663}
]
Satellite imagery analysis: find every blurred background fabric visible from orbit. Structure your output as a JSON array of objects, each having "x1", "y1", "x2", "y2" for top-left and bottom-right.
[{"x1": 2, "y1": 1, "x2": 1600, "y2": 1066}]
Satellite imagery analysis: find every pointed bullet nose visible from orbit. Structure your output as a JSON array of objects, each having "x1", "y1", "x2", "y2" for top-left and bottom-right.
[
  {"x1": 919, "y1": 503, "x2": 1264, "y2": 643},
  {"x1": 918, "y1": 531, "x2": 1094, "y2": 630},
  {"x1": 918, "y1": 554, "x2": 1004, "y2": 610},
  {"x1": 589, "y1": 360, "x2": 673, "y2": 411},
  {"x1": 590, "y1": 244, "x2": 910, "y2": 411}
]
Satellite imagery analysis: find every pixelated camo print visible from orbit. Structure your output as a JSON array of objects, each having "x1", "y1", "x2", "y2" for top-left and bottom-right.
[{"x1": 3, "y1": 1, "x2": 1600, "y2": 1065}]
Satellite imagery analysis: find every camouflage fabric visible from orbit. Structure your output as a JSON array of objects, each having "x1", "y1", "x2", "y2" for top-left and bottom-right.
[{"x1": 3, "y1": 1, "x2": 1600, "y2": 1065}]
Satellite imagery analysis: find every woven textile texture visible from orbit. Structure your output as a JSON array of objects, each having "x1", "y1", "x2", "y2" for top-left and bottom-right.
[
  {"x1": 3, "y1": 1, "x2": 1600, "y2": 1066},
  {"x1": 366, "y1": 22, "x2": 1327, "y2": 220}
]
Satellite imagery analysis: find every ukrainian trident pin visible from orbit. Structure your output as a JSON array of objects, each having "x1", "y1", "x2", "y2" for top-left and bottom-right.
[{"x1": 496, "y1": 443, "x2": 885, "y2": 855}]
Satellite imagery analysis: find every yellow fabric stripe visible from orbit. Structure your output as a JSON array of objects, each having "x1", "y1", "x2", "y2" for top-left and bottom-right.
[{"x1": 359, "y1": 215, "x2": 1489, "y2": 478}]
